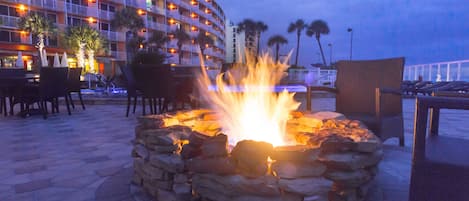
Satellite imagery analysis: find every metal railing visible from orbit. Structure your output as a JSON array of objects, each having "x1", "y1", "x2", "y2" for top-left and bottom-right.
[
  {"x1": 405, "y1": 59, "x2": 469, "y2": 81},
  {"x1": 0, "y1": 15, "x2": 19, "y2": 28},
  {"x1": 66, "y1": 3, "x2": 88, "y2": 15},
  {"x1": 287, "y1": 68, "x2": 337, "y2": 86}
]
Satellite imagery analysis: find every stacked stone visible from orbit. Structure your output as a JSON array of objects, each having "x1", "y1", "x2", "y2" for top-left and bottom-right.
[
  {"x1": 132, "y1": 111, "x2": 383, "y2": 201},
  {"x1": 132, "y1": 115, "x2": 192, "y2": 201}
]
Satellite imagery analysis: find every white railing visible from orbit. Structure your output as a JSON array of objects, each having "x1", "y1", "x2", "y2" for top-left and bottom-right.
[
  {"x1": 66, "y1": 3, "x2": 88, "y2": 15},
  {"x1": 0, "y1": 15, "x2": 19, "y2": 27},
  {"x1": 288, "y1": 68, "x2": 337, "y2": 86},
  {"x1": 30, "y1": 0, "x2": 57, "y2": 9},
  {"x1": 101, "y1": 31, "x2": 124, "y2": 41},
  {"x1": 99, "y1": 10, "x2": 114, "y2": 20},
  {"x1": 404, "y1": 59, "x2": 469, "y2": 81},
  {"x1": 148, "y1": 22, "x2": 167, "y2": 32},
  {"x1": 110, "y1": 51, "x2": 126, "y2": 59}
]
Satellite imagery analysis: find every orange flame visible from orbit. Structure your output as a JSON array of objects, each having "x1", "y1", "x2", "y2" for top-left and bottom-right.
[{"x1": 198, "y1": 53, "x2": 300, "y2": 146}]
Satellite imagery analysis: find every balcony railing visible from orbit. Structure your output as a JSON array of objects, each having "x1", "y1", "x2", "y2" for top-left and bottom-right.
[
  {"x1": 99, "y1": 10, "x2": 114, "y2": 20},
  {"x1": 0, "y1": 15, "x2": 19, "y2": 28},
  {"x1": 404, "y1": 59, "x2": 469, "y2": 81},
  {"x1": 101, "y1": 30, "x2": 124, "y2": 41},
  {"x1": 148, "y1": 22, "x2": 167, "y2": 32},
  {"x1": 148, "y1": 7, "x2": 165, "y2": 15},
  {"x1": 30, "y1": 0, "x2": 58, "y2": 10},
  {"x1": 66, "y1": 3, "x2": 88, "y2": 15},
  {"x1": 110, "y1": 51, "x2": 126, "y2": 59},
  {"x1": 125, "y1": 0, "x2": 145, "y2": 8}
]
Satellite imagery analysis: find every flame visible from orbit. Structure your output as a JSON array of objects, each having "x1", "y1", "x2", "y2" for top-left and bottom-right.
[{"x1": 197, "y1": 53, "x2": 300, "y2": 146}]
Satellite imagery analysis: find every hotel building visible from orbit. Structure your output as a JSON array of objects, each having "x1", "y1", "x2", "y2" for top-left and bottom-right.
[
  {"x1": 0, "y1": 0, "x2": 226, "y2": 73},
  {"x1": 224, "y1": 19, "x2": 258, "y2": 64}
]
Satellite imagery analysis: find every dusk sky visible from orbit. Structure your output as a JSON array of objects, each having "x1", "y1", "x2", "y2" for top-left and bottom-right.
[{"x1": 217, "y1": 0, "x2": 468, "y2": 66}]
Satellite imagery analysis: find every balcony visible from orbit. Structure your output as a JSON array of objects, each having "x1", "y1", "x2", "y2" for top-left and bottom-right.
[
  {"x1": 148, "y1": 6, "x2": 165, "y2": 15},
  {"x1": 99, "y1": 10, "x2": 115, "y2": 20},
  {"x1": 0, "y1": 15, "x2": 19, "y2": 28},
  {"x1": 30, "y1": 0, "x2": 58, "y2": 10},
  {"x1": 125, "y1": 0, "x2": 145, "y2": 9},
  {"x1": 167, "y1": 0, "x2": 181, "y2": 4},
  {"x1": 148, "y1": 22, "x2": 167, "y2": 32},
  {"x1": 101, "y1": 30, "x2": 125, "y2": 42},
  {"x1": 167, "y1": 10, "x2": 180, "y2": 19},
  {"x1": 66, "y1": 3, "x2": 88, "y2": 15},
  {"x1": 110, "y1": 51, "x2": 126, "y2": 59}
]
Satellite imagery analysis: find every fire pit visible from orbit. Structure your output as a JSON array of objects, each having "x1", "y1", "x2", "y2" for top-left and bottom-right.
[{"x1": 131, "y1": 55, "x2": 382, "y2": 201}]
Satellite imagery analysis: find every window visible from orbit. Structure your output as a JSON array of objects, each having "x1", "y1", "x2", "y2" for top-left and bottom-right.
[
  {"x1": 109, "y1": 5, "x2": 115, "y2": 12},
  {"x1": 47, "y1": 14, "x2": 57, "y2": 23},
  {"x1": 110, "y1": 43, "x2": 117, "y2": 51},
  {"x1": 8, "y1": 7, "x2": 19, "y2": 17},
  {"x1": 0, "y1": 31, "x2": 9, "y2": 42},
  {"x1": 10, "y1": 32, "x2": 20, "y2": 43},
  {"x1": 100, "y1": 23, "x2": 109, "y2": 31},
  {"x1": 0, "y1": 6, "x2": 8, "y2": 16},
  {"x1": 100, "y1": 3, "x2": 108, "y2": 11},
  {"x1": 233, "y1": 38, "x2": 235, "y2": 42},
  {"x1": 47, "y1": 36, "x2": 58, "y2": 46}
]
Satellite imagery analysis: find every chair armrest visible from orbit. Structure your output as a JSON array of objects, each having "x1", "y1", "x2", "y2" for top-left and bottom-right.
[
  {"x1": 378, "y1": 87, "x2": 402, "y2": 96},
  {"x1": 432, "y1": 91, "x2": 469, "y2": 98},
  {"x1": 375, "y1": 87, "x2": 402, "y2": 118},
  {"x1": 309, "y1": 86, "x2": 338, "y2": 93}
]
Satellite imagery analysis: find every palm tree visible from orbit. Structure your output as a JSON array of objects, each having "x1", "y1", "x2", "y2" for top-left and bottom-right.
[
  {"x1": 306, "y1": 20, "x2": 330, "y2": 66},
  {"x1": 287, "y1": 19, "x2": 306, "y2": 67},
  {"x1": 147, "y1": 31, "x2": 169, "y2": 52},
  {"x1": 65, "y1": 25, "x2": 94, "y2": 68},
  {"x1": 254, "y1": 21, "x2": 268, "y2": 57},
  {"x1": 86, "y1": 31, "x2": 107, "y2": 73},
  {"x1": 267, "y1": 35, "x2": 288, "y2": 63},
  {"x1": 110, "y1": 7, "x2": 144, "y2": 63},
  {"x1": 172, "y1": 28, "x2": 191, "y2": 64},
  {"x1": 18, "y1": 12, "x2": 55, "y2": 59},
  {"x1": 195, "y1": 32, "x2": 215, "y2": 59}
]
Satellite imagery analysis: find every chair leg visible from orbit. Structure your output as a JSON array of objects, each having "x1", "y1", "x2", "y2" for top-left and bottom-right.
[
  {"x1": 64, "y1": 96, "x2": 71, "y2": 115},
  {"x1": 133, "y1": 96, "x2": 137, "y2": 114},
  {"x1": 9, "y1": 96, "x2": 14, "y2": 115},
  {"x1": 44, "y1": 101, "x2": 49, "y2": 114},
  {"x1": 126, "y1": 96, "x2": 131, "y2": 117},
  {"x1": 78, "y1": 91, "x2": 85, "y2": 110},
  {"x1": 149, "y1": 98, "x2": 154, "y2": 114},
  {"x1": 399, "y1": 136, "x2": 405, "y2": 147},
  {"x1": 55, "y1": 98, "x2": 59, "y2": 113},
  {"x1": 41, "y1": 101, "x2": 47, "y2": 119},
  {"x1": 69, "y1": 93, "x2": 75, "y2": 109},
  {"x1": 142, "y1": 98, "x2": 146, "y2": 116}
]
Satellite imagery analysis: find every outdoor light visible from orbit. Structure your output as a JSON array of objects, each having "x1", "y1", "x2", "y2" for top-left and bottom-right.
[
  {"x1": 168, "y1": 3, "x2": 176, "y2": 10},
  {"x1": 139, "y1": 44, "x2": 144, "y2": 49},
  {"x1": 190, "y1": 0, "x2": 198, "y2": 5},
  {"x1": 18, "y1": 4, "x2": 26, "y2": 12},
  {"x1": 191, "y1": 26, "x2": 198, "y2": 31},
  {"x1": 205, "y1": 9, "x2": 210, "y2": 14},
  {"x1": 169, "y1": 48, "x2": 176, "y2": 53},
  {"x1": 191, "y1": 13, "x2": 198, "y2": 18},
  {"x1": 137, "y1": 9, "x2": 146, "y2": 15},
  {"x1": 205, "y1": 20, "x2": 211, "y2": 25},
  {"x1": 141, "y1": 28, "x2": 147, "y2": 32},
  {"x1": 88, "y1": 17, "x2": 96, "y2": 23},
  {"x1": 88, "y1": 0, "x2": 96, "y2": 3},
  {"x1": 20, "y1": 30, "x2": 27, "y2": 35},
  {"x1": 169, "y1": 18, "x2": 175, "y2": 24}
]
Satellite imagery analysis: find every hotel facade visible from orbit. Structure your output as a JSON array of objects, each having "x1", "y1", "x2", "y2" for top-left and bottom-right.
[{"x1": 0, "y1": 0, "x2": 226, "y2": 73}]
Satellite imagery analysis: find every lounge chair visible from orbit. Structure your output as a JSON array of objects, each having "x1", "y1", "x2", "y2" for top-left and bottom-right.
[
  {"x1": 409, "y1": 95, "x2": 469, "y2": 201},
  {"x1": 309, "y1": 57, "x2": 405, "y2": 146}
]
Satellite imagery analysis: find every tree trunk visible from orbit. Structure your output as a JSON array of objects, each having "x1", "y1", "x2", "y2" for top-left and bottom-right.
[
  {"x1": 295, "y1": 32, "x2": 301, "y2": 66},
  {"x1": 37, "y1": 34, "x2": 45, "y2": 67},
  {"x1": 77, "y1": 42, "x2": 86, "y2": 68},
  {"x1": 87, "y1": 49, "x2": 95, "y2": 73},
  {"x1": 125, "y1": 31, "x2": 134, "y2": 64},
  {"x1": 256, "y1": 33, "x2": 261, "y2": 58},
  {"x1": 316, "y1": 34, "x2": 327, "y2": 66},
  {"x1": 275, "y1": 44, "x2": 280, "y2": 63}
]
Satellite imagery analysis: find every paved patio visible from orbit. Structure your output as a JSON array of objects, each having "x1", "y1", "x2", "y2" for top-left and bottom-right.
[{"x1": 0, "y1": 97, "x2": 467, "y2": 201}]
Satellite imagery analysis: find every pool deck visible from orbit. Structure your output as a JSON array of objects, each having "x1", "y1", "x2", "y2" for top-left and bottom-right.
[{"x1": 0, "y1": 97, "x2": 468, "y2": 201}]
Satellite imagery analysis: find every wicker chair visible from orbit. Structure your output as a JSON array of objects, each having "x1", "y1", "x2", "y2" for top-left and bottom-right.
[
  {"x1": 133, "y1": 64, "x2": 174, "y2": 115},
  {"x1": 120, "y1": 65, "x2": 143, "y2": 117},
  {"x1": 409, "y1": 96, "x2": 469, "y2": 201},
  {"x1": 0, "y1": 69, "x2": 26, "y2": 116},
  {"x1": 309, "y1": 57, "x2": 405, "y2": 146}
]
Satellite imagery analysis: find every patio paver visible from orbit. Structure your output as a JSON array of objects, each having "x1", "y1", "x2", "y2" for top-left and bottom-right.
[{"x1": 0, "y1": 98, "x2": 467, "y2": 201}]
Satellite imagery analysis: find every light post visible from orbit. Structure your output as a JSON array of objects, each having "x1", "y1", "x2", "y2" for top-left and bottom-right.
[
  {"x1": 328, "y1": 43, "x2": 332, "y2": 66},
  {"x1": 347, "y1": 28, "x2": 353, "y2": 60}
]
